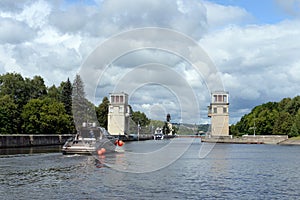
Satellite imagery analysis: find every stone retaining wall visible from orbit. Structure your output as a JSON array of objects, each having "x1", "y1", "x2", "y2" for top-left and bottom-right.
[{"x1": 0, "y1": 134, "x2": 73, "y2": 148}]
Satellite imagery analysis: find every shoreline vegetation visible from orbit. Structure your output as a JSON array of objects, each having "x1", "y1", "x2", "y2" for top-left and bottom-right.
[
  {"x1": 0, "y1": 72, "x2": 154, "y2": 137},
  {"x1": 0, "y1": 73, "x2": 75, "y2": 136},
  {"x1": 230, "y1": 96, "x2": 300, "y2": 137}
]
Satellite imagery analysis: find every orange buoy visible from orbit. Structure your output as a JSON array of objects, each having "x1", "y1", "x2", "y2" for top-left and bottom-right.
[
  {"x1": 101, "y1": 148, "x2": 106, "y2": 154},
  {"x1": 118, "y1": 140, "x2": 124, "y2": 146},
  {"x1": 97, "y1": 148, "x2": 106, "y2": 155},
  {"x1": 97, "y1": 149, "x2": 103, "y2": 155}
]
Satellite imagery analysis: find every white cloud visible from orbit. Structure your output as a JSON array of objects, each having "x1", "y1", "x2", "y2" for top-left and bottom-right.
[
  {"x1": 48, "y1": 0, "x2": 208, "y2": 39},
  {"x1": 288, "y1": 61, "x2": 300, "y2": 82},
  {"x1": 0, "y1": 44, "x2": 23, "y2": 72},
  {"x1": 0, "y1": 0, "x2": 29, "y2": 13},
  {"x1": 16, "y1": 0, "x2": 51, "y2": 29},
  {"x1": 0, "y1": 0, "x2": 212, "y2": 89},
  {"x1": 201, "y1": 20, "x2": 300, "y2": 122},
  {"x1": 0, "y1": 17, "x2": 36, "y2": 44},
  {"x1": 0, "y1": 0, "x2": 299, "y2": 124},
  {"x1": 49, "y1": 5, "x2": 90, "y2": 33}
]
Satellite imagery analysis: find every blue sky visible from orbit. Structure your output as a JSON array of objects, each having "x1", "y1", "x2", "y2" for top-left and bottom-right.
[
  {"x1": 0, "y1": 0, "x2": 299, "y2": 124},
  {"x1": 209, "y1": 0, "x2": 290, "y2": 23}
]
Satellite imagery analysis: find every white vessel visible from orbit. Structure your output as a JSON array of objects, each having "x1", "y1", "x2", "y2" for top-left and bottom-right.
[
  {"x1": 62, "y1": 125, "x2": 122, "y2": 155},
  {"x1": 153, "y1": 127, "x2": 164, "y2": 140}
]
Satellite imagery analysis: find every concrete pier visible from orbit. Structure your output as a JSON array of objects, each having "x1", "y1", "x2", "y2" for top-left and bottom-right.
[{"x1": 202, "y1": 135, "x2": 288, "y2": 144}]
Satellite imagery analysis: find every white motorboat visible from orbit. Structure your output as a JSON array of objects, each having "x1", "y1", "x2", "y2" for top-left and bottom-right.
[{"x1": 62, "y1": 125, "x2": 123, "y2": 155}]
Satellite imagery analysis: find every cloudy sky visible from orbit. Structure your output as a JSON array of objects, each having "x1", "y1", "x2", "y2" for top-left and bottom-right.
[{"x1": 0, "y1": 0, "x2": 299, "y2": 124}]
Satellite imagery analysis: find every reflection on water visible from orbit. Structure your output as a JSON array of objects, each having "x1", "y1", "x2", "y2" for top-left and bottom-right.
[
  {"x1": 209, "y1": 144, "x2": 231, "y2": 177},
  {"x1": 104, "y1": 138, "x2": 196, "y2": 173},
  {"x1": 1, "y1": 139, "x2": 300, "y2": 199}
]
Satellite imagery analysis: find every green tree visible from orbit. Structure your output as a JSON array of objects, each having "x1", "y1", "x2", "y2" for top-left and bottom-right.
[
  {"x1": 0, "y1": 73, "x2": 30, "y2": 107},
  {"x1": 72, "y1": 74, "x2": 87, "y2": 127},
  {"x1": 131, "y1": 111, "x2": 150, "y2": 127},
  {"x1": 289, "y1": 110, "x2": 300, "y2": 137},
  {"x1": 234, "y1": 114, "x2": 252, "y2": 135},
  {"x1": 0, "y1": 73, "x2": 33, "y2": 133},
  {"x1": 285, "y1": 96, "x2": 300, "y2": 115},
  {"x1": 39, "y1": 99, "x2": 74, "y2": 134},
  {"x1": 28, "y1": 75, "x2": 47, "y2": 99},
  {"x1": 295, "y1": 110, "x2": 300, "y2": 132},
  {"x1": 278, "y1": 97, "x2": 291, "y2": 111},
  {"x1": 273, "y1": 112, "x2": 293, "y2": 135},
  {"x1": 229, "y1": 124, "x2": 240, "y2": 136},
  {"x1": 47, "y1": 85, "x2": 60, "y2": 100},
  {"x1": 96, "y1": 96, "x2": 109, "y2": 129},
  {"x1": 255, "y1": 109, "x2": 278, "y2": 135},
  {"x1": 198, "y1": 124, "x2": 210, "y2": 133},
  {"x1": 0, "y1": 95, "x2": 18, "y2": 134},
  {"x1": 21, "y1": 99, "x2": 44, "y2": 134},
  {"x1": 72, "y1": 74, "x2": 97, "y2": 128},
  {"x1": 289, "y1": 123, "x2": 299, "y2": 137},
  {"x1": 21, "y1": 98, "x2": 74, "y2": 134},
  {"x1": 61, "y1": 78, "x2": 72, "y2": 116},
  {"x1": 232, "y1": 101, "x2": 281, "y2": 135}
]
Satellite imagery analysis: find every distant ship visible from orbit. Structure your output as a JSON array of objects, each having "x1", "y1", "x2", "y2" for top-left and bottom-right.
[
  {"x1": 153, "y1": 127, "x2": 176, "y2": 140},
  {"x1": 153, "y1": 114, "x2": 176, "y2": 140},
  {"x1": 153, "y1": 127, "x2": 164, "y2": 140}
]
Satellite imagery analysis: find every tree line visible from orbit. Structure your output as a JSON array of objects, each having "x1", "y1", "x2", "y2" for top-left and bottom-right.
[
  {"x1": 230, "y1": 96, "x2": 300, "y2": 137},
  {"x1": 6, "y1": 71, "x2": 298, "y2": 137},
  {"x1": 0, "y1": 72, "x2": 151, "y2": 135},
  {"x1": 0, "y1": 72, "x2": 76, "y2": 135}
]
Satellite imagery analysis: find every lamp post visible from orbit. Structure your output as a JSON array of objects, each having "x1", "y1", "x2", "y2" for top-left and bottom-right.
[
  {"x1": 250, "y1": 120, "x2": 256, "y2": 136},
  {"x1": 137, "y1": 121, "x2": 140, "y2": 141}
]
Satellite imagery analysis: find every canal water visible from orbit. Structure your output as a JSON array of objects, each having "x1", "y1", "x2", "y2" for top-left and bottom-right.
[{"x1": 1, "y1": 138, "x2": 300, "y2": 199}]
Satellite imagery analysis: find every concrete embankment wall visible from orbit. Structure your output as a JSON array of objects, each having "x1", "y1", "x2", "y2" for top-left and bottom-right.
[
  {"x1": 0, "y1": 134, "x2": 73, "y2": 148},
  {"x1": 202, "y1": 135, "x2": 288, "y2": 144}
]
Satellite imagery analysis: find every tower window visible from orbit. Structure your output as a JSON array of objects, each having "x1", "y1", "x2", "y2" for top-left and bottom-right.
[
  {"x1": 223, "y1": 107, "x2": 227, "y2": 113},
  {"x1": 116, "y1": 96, "x2": 119, "y2": 103},
  {"x1": 120, "y1": 95, "x2": 123, "y2": 103},
  {"x1": 217, "y1": 95, "x2": 222, "y2": 102},
  {"x1": 214, "y1": 95, "x2": 217, "y2": 102},
  {"x1": 223, "y1": 95, "x2": 227, "y2": 103},
  {"x1": 214, "y1": 108, "x2": 217, "y2": 113},
  {"x1": 111, "y1": 96, "x2": 115, "y2": 103}
]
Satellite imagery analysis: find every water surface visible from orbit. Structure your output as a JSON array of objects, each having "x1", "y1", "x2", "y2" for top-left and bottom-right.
[{"x1": 1, "y1": 138, "x2": 300, "y2": 199}]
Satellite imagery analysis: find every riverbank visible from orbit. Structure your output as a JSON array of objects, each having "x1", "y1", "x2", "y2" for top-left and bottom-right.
[
  {"x1": 0, "y1": 134, "x2": 73, "y2": 148},
  {"x1": 0, "y1": 134, "x2": 154, "y2": 148},
  {"x1": 1, "y1": 134, "x2": 299, "y2": 148}
]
